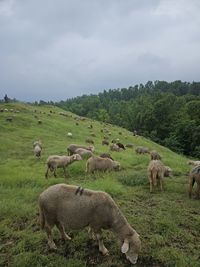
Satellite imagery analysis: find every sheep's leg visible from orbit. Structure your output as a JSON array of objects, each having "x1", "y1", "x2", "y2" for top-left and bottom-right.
[
  {"x1": 63, "y1": 167, "x2": 67, "y2": 178},
  {"x1": 45, "y1": 167, "x2": 49, "y2": 179},
  {"x1": 195, "y1": 183, "x2": 200, "y2": 199},
  {"x1": 148, "y1": 172, "x2": 153, "y2": 193},
  {"x1": 53, "y1": 168, "x2": 57, "y2": 178},
  {"x1": 46, "y1": 225, "x2": 57, "y2": 250},
  {"x1": 56, "y1": 222, "x2": 71, "y2": 241},
  {"x1": 96, "y1": 231, "x2": 109, "y2": 256},
  {"x1": 160, "y1": 176, "x2": 163, "y2": 191}
]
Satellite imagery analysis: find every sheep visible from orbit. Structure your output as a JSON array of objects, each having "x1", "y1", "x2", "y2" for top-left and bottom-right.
[
  {"x1": 67, "y1": 132, "x2": 73, "y2": 138},
  {"x1": 38, "y1": 120, "x2": 42, "y2": 124},
  {"x1": 110, "y1": 143, "x2": 120, "y2": 152},
  {"x1": 135, "y1": 147, "x2": 149, "y2": 154},
  {"x1": 45, "y1": 154, "x2": 82, "y2": 178},
  {"x1": 99, "y1": 153, "x2": 114, "y2": 161},
  {"x1": 188, "y1": 165, "x2": 200, "y2": 199},
  {"x1": 102, "y1": 140, "x2": 109, "y2": 146},
  {"x1": 38, "y1": 184, "x2": 141, "y2": 264},
  {"x1": 74, "y1": 148, "x2": 93, "y2": 159},
  {"x1": 90, "y1": 133, "x2": 96, "y2": 137},
  {"x1": 86, "y1": 156, "x2": 120, "y2": 173},
  {"x1": 147, "y1": 160, "x2": 166, "y2": 192},
  {"x1": 116, "y1": 142, "x2": 126, "y2": 150},
  {"x1": 67, "y1": 144, "x2": 95, "y2": 156},
  {"x1": 150, "y1": 150, "x2": 161, "y2": 160},
  {"x1": 126, "y1": 144, "x2": 134, "y2": 148},
  {"x1": 6, "y1": 117, "x2": 13, "y2": 122},
  {"x1": 85, "y1": 138, "x2": 94, "y2": 144},
  {"x1": 33, "y1": 141, "x2": 42, "y2": 158},
  {"x1": 164, "y1": 166, "x2": 172, "y2": 177},
  {"x1": 187, "y1": 160, "x2": 200, "y2": 167}
]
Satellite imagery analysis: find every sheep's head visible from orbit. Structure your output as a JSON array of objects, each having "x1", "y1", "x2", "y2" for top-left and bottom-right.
[
  {"x1": 113, "y1": 161, "x2": 120, "y2": 171},
  {"x1": 88, "y1": 145, "x2": 95, "y2": 152},
  {"x1": 72, "y1": 154, "x2": 82, "y2": 161},
  {"x1": 121, "y1": 232, "x2": 141, "y2": 265}
]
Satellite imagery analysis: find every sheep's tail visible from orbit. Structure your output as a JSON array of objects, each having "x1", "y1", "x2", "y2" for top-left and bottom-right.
[{"x1": 39, "y1": 200, "x2": 45, "y2": 230}]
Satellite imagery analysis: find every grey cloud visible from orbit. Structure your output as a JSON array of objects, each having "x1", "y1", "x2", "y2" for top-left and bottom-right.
[{"x1": 0, "y1": 0, "x2": 200, "y2": 101}]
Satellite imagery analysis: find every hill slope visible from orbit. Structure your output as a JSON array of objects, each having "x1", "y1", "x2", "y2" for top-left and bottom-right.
[{"x1": 0, "y1": 102, "x2": 199, "y2": 267}]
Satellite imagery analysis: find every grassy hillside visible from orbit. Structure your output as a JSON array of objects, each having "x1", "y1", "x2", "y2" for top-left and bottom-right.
[{"x1": 0, "y1": 102, "x2": 199, "y2": 267}]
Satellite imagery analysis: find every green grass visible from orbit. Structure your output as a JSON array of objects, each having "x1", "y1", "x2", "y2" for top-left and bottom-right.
[{"x1": 0, "y1": 102, "x2": 199, "y2": 267}]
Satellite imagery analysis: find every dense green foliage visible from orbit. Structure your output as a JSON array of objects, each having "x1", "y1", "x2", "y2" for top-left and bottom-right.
[
  {"x1": 56, "y1": 81, "x2": 200, "y2": 157},
  {"x1": 0, "y1": 102, "x2": 200, "y2": 267}
]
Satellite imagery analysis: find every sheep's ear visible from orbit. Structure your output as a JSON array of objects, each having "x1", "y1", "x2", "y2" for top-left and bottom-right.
[{"x1": 121, "y1": 239, "x2": 129, "y2": 254}]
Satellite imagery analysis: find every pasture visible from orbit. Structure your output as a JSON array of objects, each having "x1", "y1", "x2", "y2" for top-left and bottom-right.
[{"x1": 0, "y1": 102, "x2": 199, "y2": 267}]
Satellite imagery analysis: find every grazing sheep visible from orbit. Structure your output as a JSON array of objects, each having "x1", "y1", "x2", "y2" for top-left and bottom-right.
[
  {"x1": 39, "y1": 184, "x2": 141, "y2": 264},
  {"x1": 102, "y1": 140, "x2": 109, "y2": 146},
  {"x1": 67, "y1": 144, "x2": 95, "y2": 156},
  {"x1": 38, "y1": 120, "x2": 42, "y2": 124},
  {"x1": 150, "y1": 150, "x2": 161, "y2": 160},
  {"x1": 187, "y1": 160, "x2": 200, "y2": 167},
  {"x1": 67, "y1": 132, "x2": 73, "y2": 138},
  {"x1": 147, "y1": 160, "x2": 165, "y2": 192},
  {"x1": 188, "y1": 165, "x2": 200, "y2": 199},
  {"x1": 99, "y1": 153, "x2": 114, "y2": 161},
  {"x1": 74, "y1": 148, "x2": 93, "y2": 159},
  {"x1": 110, "y1": 143, "x2": 120, "y2": 152},
  {"x1": 164, "y1": 166, "x2": 172, "y2": 177},
  {"x1": 86, "y1": 156, "x2": 120, "y2": 173},
  {"x1": 135, "y1": 147, "x2": 149, "y2": 154},
  {"x1": 126, "y1": 144, "x2": 134, "y2": 148},
  {"x1": 33, "y1": 141, "x2": 42, "y2": 158},
  {"x1": 45, "y1": 154, "x2": 82, "y2": 178},
  {"x1": 116, "y1": 142, "x2": 126, "y2": 150},
  {"x1": 85, "y1": 138, "x2": 94, "y2": 144}
]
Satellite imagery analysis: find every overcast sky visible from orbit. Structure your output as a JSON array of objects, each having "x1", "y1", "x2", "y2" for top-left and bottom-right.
[{"x1": 0, "y1": 0, "x2": 200, "y2": 101}]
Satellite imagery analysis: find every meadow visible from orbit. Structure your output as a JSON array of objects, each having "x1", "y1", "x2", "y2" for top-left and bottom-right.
[{"x1": 0, "y1": 102, "x2": 199, "y2": 267}]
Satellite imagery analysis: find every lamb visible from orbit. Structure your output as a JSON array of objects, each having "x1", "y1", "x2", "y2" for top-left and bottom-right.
[
  {"x1": 147, "y1": 160, "x2": 166, "y2": 192},
  {"x1": 188, "y1": 165, "x2": 200, "y2": 199},
  {"x1": 102, "y1": 140, "x2": 109, "y2": 146},
  {"x1": 45, "y1": 154, "x2": 82, "y2": 178},
  {"x1": 33, "y1": 140, "x2": 42, "y2": 158},
  {"x1": 86, "y1": 156, "x2": 120, "y2": 173},
  {"x1": 67, "y1": 144, "x2": 95, "y2": 156},
  {"x1": 187, "y1": 160, "x2": 200, "y2": 167},
  {"x1": 150, "y1": 150, "x2": 161, "y2": 160},
  {"x1": 99, "y1": 153, "x2": 114, "y2": 161},
  {"x1": 74, "y1": 148, "x2": 93, "y2": 159},
  {"x1": 135, "y1": 147, "x2": 149, "y2": 154},
  {"x1": 39, "y1": 184, "x2": 141, "y2": 264}
]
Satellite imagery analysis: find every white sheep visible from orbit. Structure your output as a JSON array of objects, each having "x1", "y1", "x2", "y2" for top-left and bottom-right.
[
  {"x1": 39, "y1": 184, "x2": 141, "y2": 264},
  {"x1": 33, "y1": 141, "x2": 42, "y2": 158},
  {"x1": 74, "y1": 148, "x2": 93, "y2": 159},
  {"x1": 45, "y1": 154, "x2": 82, "y2": 178},
  {"x1": 187, "y1": 160, "x2": 200, "y2": 167},
  {"x1": 67, "y1": 132, "x2": 73, "y2": 138},
  {"x1": 86, "y1": 156, "x2": 120, "y2": 173}
]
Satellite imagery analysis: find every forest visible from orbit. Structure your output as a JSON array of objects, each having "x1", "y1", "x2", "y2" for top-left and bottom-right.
[{"x1": 56, "y1": 80, "x2": 200, "y2": 158}]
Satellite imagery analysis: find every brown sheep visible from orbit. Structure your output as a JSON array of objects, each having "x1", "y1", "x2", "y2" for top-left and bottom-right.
[
  {"x1": 67, "y1": 144, "x2": 95, "y2": 156},
  {"x1": 116, "y1": 142, "x2": 126, "y2": 150},
  {"x1": 147, "y1": 160, "x2": 165, "y2": 192},
  {"x1": 45, "y1": 154, "x2": 82, "y2": 178},
  {"x1": 135, "y1": 147, "x2": 149, "y2": 154},
  {"x1": 188, "y1": 165, "x2": 200, "y2": 199},
  {"x1": 39, "y1": 184, "x2": 141, "y2": 264},
  {"x1": 86, "y1": 156, "x2": 120, "y2": 173},
  {"x1": 150, "y1": 150, "x2": 161, "y2": 160},
  {"x1": 110, "y1": 143, "x2": 120, "y2": 152}
]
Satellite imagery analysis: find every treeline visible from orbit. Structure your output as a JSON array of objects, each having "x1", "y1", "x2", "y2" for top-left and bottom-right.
[{"x1": 56, "y1": 80, "x2": 200, "y2": 157}]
